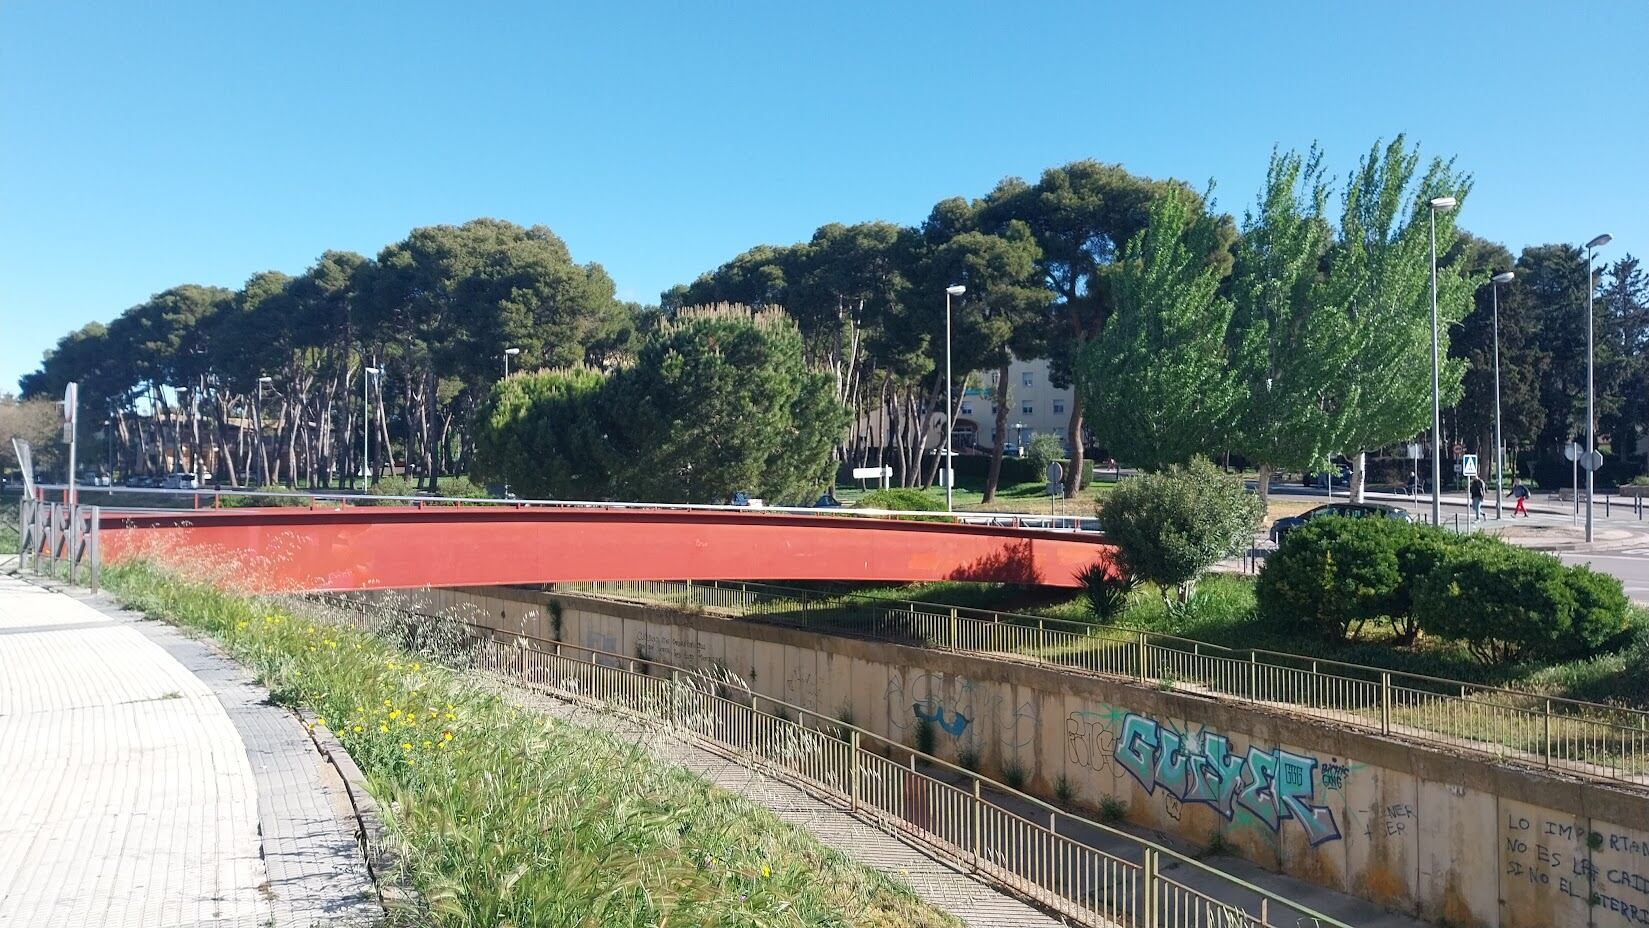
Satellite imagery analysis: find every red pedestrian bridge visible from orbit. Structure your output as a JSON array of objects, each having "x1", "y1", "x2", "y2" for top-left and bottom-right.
[{"x1": 94, "y1": 502, "x2": 1115, "y2": 592}]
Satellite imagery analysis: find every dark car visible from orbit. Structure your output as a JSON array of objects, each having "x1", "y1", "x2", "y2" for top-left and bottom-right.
[{"x1": 1269, "y1": 502, "x2": 1414, "y2": 545}]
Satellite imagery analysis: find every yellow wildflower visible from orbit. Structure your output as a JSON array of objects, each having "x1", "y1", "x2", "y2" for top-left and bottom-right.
[
  {"x1": 762, "y1": 864, "x2": 770, "y2": 878},
  {"x1": 379, "y1": 724, "x2": 389, "y2": 733},
  {"x1": 401, "y1": 742, "x2": 412, "y2": 751}
]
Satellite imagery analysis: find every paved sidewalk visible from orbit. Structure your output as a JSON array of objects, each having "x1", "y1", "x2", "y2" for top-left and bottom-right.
[{"x1": 0, "y1": 573, "x2": 379, "y2": 927}]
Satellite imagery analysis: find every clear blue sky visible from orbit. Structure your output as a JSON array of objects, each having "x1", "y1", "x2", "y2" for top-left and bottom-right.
[{"x1": 3, "y1": 1, "x2": 1645, "y2": 393}]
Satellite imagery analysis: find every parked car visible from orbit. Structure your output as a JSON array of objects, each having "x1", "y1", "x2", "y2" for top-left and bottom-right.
[
  {"x1": 1268, "y1": 502, "x2": 1414, "y2": 545},
  {"x1": 160, "y1": 473, "x2": 199, "y2": 490}
]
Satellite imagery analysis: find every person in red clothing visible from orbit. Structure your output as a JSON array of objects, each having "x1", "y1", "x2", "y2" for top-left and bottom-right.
[{"x1": 1507, "y1": 477, "x2": 1531, "y2": 517}]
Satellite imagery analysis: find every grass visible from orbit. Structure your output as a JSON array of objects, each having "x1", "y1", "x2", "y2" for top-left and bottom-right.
[
  {"x1": 104, "y1": 560, "x2": 958, "y2": 928},
  {"x1": 835, "y1": 477, "x2": 1108, "y2": 515}
]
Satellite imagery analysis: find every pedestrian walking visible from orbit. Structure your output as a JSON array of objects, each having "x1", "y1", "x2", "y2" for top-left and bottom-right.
[
  {"x1": 1469, "y1": 475, "x2": 1486, "y2": 521},
  {"x1": 1508, "y1": 478, "x2": 1530, "y2": 518}
]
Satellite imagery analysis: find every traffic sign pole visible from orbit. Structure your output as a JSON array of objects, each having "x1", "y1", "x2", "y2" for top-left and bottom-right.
[{"x1": 63, "y1": 383, "x2": 78, "y2": 510}]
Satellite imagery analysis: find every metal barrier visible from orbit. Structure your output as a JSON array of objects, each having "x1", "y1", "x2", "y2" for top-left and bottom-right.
[
  {"x1": 36, "y1": 483, "x2": 1096, "y2": 533},
  {"x1": 559, "y1": 580, "x2": 1649, "y2": 786},
  {"x1": 16, "y1": 498, "x2": 100, "y2": 590},
  {"x1": 320, "y1": 594, "x2": 1349, "y2": 928}
]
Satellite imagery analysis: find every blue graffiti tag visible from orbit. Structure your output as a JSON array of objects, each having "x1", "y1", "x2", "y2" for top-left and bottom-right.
[
  {"x1": 1114, "y1": 713, "x2": 1341, "y2": 846},
  {"x1": 913, "y1": 701, "x2": 971, "y2": 738}
]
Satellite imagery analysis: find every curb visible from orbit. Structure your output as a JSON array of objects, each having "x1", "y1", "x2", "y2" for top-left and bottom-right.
[{"x1": 292, "y1": 705, "x2": 417, "y2": 912}]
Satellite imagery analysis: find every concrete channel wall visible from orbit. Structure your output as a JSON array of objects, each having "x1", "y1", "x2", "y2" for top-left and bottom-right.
[{"x1": 384, "y1": 586, "x2": 1649, "y2": 928}]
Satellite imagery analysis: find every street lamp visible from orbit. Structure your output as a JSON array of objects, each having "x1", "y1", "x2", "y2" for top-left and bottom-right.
[
  {"x1": 1427, "y1": 195, "x2": 1457, "y2": 525},
  {"x1": 1584, "y1": 233, "x2": 1612, "y2": 542},
  {"x1": 1489, "y1": 272, "x2": 1514, "y2": 518},
  {"x1": 362, "y1": 365, "x2": 381, "y2": 487},
  {"x1": 943, "y1": 285, "x2": 966, "y2": 512},
  {"x1": 503, "y1": 346, "x2": 521, "y2": 378}
]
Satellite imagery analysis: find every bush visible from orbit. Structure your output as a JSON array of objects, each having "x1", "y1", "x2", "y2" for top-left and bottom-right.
[
  {"x1": 1077, "y1": 562, "x2": 1138, "y2": 620},
  {"x1": 1415, "y1": 541, "x2": 1577, "y2": 665},
  {"x1": 1256, "y1": 517, "x2": 1405, "y2": 641},
  {"x1": 1026, "y1": 434, "x2": 1065, "y2": 477},
  {"x1": 1096, "y1": 457, "x2": 1263, "y2": 598},
  {"x1": 855, "y1": 488, "x2": 944, "y2": 512},
  {"x1": 438, "y1": 476, "x2": 488, "y2": 500},
  {"x1": 854, "y1": 488, "x2": 951, "y2": 522},
  {"x1": 365, "y1": 475, "x2": 415, "y2": 504},
  {"x1": 1559, "y1": 564, "x2": 1632, "y2": 658}
]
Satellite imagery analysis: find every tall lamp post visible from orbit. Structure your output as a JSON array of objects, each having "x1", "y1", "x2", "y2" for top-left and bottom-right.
[
  {"x1": 361, "y1": 365, "x2": 381, "y2": 488},
  {"x1": 1584, "y1": 233, "x2": 1612, "y2": 543},
  {"x1": 503, "y1": 346, "x2": 520, "y2": 378},
  {"x1": 1427, "y1": 196, "x2": 1457, "y2": 525},
  {"x1": 943, "y1": 285, "x2": 966, "y2": 512},
  {"x1": 1489, "y1": 272, "x2": 1514, "y2": 518}
]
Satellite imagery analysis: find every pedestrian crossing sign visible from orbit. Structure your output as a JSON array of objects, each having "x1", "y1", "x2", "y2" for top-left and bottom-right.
[{"x1": 1461, "y1": 454, "x2": 1478, "y2": 477}]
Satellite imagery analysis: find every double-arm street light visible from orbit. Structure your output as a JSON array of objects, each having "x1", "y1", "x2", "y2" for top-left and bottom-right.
[
  {"x1": 1427, "y1": 195, "x2": 1457, "y2": 525},
  {"x1": 1584, "y1": 233, "x2": 1612, "y2": 542},
  {"x1": 503, "y1": 346, "x2": 521, "y2": 378},
  {"x1": 943, "y1": 285, "x2": 966, "y2": 512},
  {"x1": 1488, "y1": 272, "x2": 1514, "y2": 518}
]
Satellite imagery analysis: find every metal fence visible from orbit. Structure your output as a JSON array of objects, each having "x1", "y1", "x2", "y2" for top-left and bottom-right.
[
  {"x1": 15, "y1": 498, "x2": 101, "y2": 590},
  {"x1": 321, "y1": 595, "x2": 1349, "y2": 928},
  {"x1": 559, "y1": 580, "x2": 1649, "y2": 786}
]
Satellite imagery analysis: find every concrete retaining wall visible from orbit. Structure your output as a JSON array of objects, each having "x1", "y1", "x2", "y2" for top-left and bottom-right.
[{"x1": 393, "y1": 586, "x2": 1649, "y2": 928}]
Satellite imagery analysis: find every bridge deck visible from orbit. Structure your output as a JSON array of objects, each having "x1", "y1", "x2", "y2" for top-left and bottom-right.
[{"x1": 99, "y1": 505, "x2": 1114, "y2": 591}]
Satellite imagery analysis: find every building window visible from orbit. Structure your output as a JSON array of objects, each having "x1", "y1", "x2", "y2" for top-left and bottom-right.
[
  {"x1": 960, "y1": 403, "x2": 972, "y2": 415},
  {"x1": 1053, "y1": 401, "x2": 1065, "y2": 414},
  {"x1": 1021, "y1": 402, "x2": 1034, "y2": 414},
  {"x1": 1023, "y1": 371, "x2": 1034, "y2": 386}
]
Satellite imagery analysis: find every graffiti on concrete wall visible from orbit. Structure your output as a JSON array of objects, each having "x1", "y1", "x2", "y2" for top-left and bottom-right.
[
  {"x1": 1066, "y1": 706, "x2": 1130, "y2": 773},
  {"x1": 1504, "y1": 814, "x2": 1649, "y2": 927},
  {"x1": 1114, "y1": 712, "x2": 1342, "y2": 846},
  {"x1": 885, "y1": 674, "x2": 1041, "y2": 755},
  {"x1": 785, "y1": 664, "x2": 821, "y2": 711}
]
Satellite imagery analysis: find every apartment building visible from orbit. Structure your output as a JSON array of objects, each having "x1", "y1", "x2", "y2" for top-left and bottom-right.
[{"x1": 955, "y1": 356, "x2": 1075, "y2": 451}]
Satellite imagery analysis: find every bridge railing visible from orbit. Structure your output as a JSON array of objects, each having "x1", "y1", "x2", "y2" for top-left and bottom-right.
[
  {"x1": 34, "y1": 483, "x2": 1099, "y2": 533},
  {"x1": 559, "y1": 579, "x2": 1649, "y2": 787},
  {"x1": 317, "y1": 593, "x2": 1350, "y2": 928},
  {"x1": 15, "y1": 498, "x2": 101, "y2": 590}
]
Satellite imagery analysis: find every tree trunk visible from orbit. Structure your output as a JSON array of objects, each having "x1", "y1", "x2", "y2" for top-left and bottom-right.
[
  {"x1": 1064, "y1": 389, "x2": 1085, "y2": 498},
  {"x1": 1350, "y1": 451, "x2": 1367, "y2": 503},
  {"x1": 1256, "y1": 464, "x2": 1273, "y2": 520},
  {"x1": 983, "y1": 361, "x2": 1011, "y2": 503}
]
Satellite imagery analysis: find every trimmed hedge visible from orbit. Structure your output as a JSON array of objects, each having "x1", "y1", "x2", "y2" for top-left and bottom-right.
[{"x1": 1258, "y1": 518, "x2": 1632, "y2": 664}]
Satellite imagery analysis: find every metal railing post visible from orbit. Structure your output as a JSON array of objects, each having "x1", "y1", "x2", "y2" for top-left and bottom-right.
[
  {"x1": 1543, "y1": 700, "x2": 1552, "y2": 768},
  {"x1": 1142, "y1": 847, "x2": 1159, "y2": 928},
  {"x1": 87, "y1": 507, "x2": 101, "y2": 592},
  {"x1": 849, "y1": 730, "x2": 861, "y2": 812},
  {"x1": 1380, "y1": 671, "x2": 1392, "y2": 734},
  {"x1": 1248, "y1": 650, "x2": 1258, "y2": 698},
  {"x1": 971, "y1": 778, "x2": 982, "y2": 871},
  {"x1": 949, "y1": 608, "x2": 958, "y2": 651},
  {"x1": 68, "y1": 505, "x2": 80, "y2": 584},
  {"x1": 1136, "y1": 631, "x2": 1148, "y2": 682}
]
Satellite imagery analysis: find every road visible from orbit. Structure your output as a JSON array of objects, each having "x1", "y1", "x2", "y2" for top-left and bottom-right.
[{"x1": 1561, "y1": 549, "x2": 1649, "y2": 602}]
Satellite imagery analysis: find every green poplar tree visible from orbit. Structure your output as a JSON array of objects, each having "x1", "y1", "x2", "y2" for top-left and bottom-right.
[{"x1": 1080, "y1": 186, "x2": 1240, "y2": 469}]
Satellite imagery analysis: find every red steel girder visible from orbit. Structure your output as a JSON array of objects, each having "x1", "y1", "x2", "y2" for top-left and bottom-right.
[{"x1": 99, "y1": 505, "x2": 1115, "y2": 591}]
